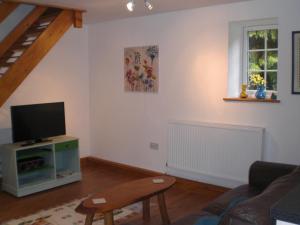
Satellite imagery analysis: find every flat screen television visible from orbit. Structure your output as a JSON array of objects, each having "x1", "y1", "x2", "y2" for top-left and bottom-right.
[{"x1": 11, "y1": 102, "x2": 66, "y2": 144}]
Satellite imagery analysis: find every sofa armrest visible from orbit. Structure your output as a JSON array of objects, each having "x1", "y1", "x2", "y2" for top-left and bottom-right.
[
  {"x1": 219, "y1": 215, "x2": 255, "y2": 225},
  {"x1": 249, "y1": 161, "x2": 296, "y2": 191},
  {"x1": 224, "y1": 166, "x2": 300, "y2": 225}
]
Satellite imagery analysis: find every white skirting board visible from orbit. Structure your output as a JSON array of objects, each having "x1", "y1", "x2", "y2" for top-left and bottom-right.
[
  {"x1": 167, "y1": 120, "x2": 264, "y2": 188},
  {"x1": 166, "y1": 165, "x2": 245, "y2": 188}
]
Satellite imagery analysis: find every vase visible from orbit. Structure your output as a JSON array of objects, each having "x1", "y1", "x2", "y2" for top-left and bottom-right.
[
  {"x1": 255, "y1": 85, "x2": 266, "y2": 99},
  {"x1": 240, "y1": 84, "x2": 248, "y2": 98}
]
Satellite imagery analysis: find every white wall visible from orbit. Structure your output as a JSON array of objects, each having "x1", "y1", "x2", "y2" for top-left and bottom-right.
[
  {"x1": 88, "y1": 0, "x2": 300, "y2": 173},
  {"x1": 0, "y1": 27, "x2": 91, "y2": 157}
]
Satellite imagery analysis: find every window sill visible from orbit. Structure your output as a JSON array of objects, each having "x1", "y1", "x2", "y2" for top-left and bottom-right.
[{"x1": 223, "y1": 97, "x2": 280, "y2": 103}]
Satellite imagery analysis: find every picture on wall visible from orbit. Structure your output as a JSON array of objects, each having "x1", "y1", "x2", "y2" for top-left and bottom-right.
[
  {"x1": 292, "y1": 31, "x2": 300, "y2": 94},
  {"x1": 124, "y1": 45, "x2": 159, "y2": 93}
]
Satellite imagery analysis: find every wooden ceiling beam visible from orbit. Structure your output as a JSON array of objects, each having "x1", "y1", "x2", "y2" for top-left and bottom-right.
[{"x1": 73, "y1": 11, "x2": 83, "y2": 28}]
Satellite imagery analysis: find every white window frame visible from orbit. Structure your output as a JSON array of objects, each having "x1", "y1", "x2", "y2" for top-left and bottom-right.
[
  {"x1": 243, "y1": 24, "x2": 278, "y2": 95},
  {"x1": 227, "y1": 18, "x2": 278, "y2": 98}
]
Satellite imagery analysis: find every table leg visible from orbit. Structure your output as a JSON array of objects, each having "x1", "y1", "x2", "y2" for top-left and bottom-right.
[
  {"x1": 104, "y1": 211, "x2": 114, "y2": 225},
  {"x1": 84, "y1": 213, "x2": 95, "y2": 225},
  {"x1": 143, "y1": 198, "x2": 151, "y2": 221},
  {"x1": 157, "y1": 193, "x2": 171, "y2": 225}
]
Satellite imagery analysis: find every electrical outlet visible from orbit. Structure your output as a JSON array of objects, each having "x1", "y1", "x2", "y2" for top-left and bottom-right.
[{"x1": 150, "y1": 142, "x2": 159, "y2": 150}]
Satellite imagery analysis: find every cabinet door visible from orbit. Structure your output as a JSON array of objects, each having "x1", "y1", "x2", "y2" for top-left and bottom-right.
[{"x1": 55, "y1": 140, "x2": 80, "y2": 179}]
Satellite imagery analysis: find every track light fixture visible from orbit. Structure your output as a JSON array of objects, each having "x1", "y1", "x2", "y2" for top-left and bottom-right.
[
  {"x1": 144, "y1": 0, "x2": 153, "y2": 10},
  {"x1": 126, "y1": 0, "x2": 153, "y2": 12},
  {"x1": 126, "y1": 0, "x2": 135, "y2": 12}
]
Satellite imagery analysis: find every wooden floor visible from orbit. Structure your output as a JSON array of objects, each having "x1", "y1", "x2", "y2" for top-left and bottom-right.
[{"x1": 0, "y1": 160, "x2": 228, "y2": 224}]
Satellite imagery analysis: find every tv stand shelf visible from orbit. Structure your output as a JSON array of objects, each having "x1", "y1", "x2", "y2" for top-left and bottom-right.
[{"x1": 0, "y1": 136, "x2": 81, "y2": 197}]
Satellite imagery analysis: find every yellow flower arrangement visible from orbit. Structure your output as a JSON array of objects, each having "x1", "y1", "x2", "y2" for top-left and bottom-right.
[{"x1": 250, "y1": 74, "x2": 265, "y2": 87}]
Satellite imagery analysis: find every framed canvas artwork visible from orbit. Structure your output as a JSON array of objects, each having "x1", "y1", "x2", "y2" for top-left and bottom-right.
[
  {"x1": 124, "y1": 45, "x2": 159, "y2": 93},
  {"x1": 292, "y1": 31, "x2": 300, "y2": 94}
]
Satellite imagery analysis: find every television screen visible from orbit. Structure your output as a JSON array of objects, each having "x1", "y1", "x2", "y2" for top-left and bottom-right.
[{"x1": 11, "y1": 102, "x2": 66, "y2": 143}]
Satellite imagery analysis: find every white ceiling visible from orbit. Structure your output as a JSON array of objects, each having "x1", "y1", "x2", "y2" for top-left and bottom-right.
[{"x1": 16, "y1": 0, "x2": 253, "y2": 24}]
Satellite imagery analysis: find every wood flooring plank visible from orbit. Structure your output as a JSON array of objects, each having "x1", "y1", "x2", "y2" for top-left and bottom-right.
[{"x1": 0, "y1": 161, "x2": 228, "y2": 224}]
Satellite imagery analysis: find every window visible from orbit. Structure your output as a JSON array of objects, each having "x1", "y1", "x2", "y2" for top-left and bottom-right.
[
  {"x1": 227, "y1": 18, "x2": 278, "y2": 98},
  {"x1": 243, "y1": 26, "x2": 278, "y2": 93}
]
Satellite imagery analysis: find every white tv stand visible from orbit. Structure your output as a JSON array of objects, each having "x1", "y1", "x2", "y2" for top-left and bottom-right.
[{"x1": 0, "y1": 136, "x2": 81, "y2": 197}]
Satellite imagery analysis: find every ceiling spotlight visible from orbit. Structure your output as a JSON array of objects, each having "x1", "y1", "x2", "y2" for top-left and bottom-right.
[
  {"x1": 144, "y1": 0, "x2": 153, "y2": 10},
  {"x1": 126, "y1": 0, "x2": 153, "y2": 12},
  {"x1": 127, "y1": 0, "x2": 135, "y2": 12}
]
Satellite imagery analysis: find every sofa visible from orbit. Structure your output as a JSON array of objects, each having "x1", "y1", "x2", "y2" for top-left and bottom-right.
[{"x1": 173, "y1": 161, "x2": 299, "y2": 225}]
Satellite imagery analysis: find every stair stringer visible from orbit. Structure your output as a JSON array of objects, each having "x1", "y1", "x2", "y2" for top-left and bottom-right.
[
  {"x1": 0, "y1": 6, "x2": 48, "y2": 58},
  {"x1": 0, "y1": 2, "x2": 19, "y2": 23},
  {"x1": 0, "y1": 9, "x2": 74, "y2": 107}
]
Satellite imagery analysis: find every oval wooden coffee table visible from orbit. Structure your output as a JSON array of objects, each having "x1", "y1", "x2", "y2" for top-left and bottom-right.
[{"x1": 76, "y1": 175, "x2": 176, "y2": 225}]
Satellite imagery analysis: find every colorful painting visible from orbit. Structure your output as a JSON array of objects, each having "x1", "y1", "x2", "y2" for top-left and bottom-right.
[{"x1": 124, "y1": 45, "x2": 159, "y2": 92}]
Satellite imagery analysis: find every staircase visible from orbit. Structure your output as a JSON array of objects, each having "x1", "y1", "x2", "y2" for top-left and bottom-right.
[
  {"x1": 0, "y1": 2, "x2": 83, "y2": 107},
  {"x1": 0, "y1": 1, "x2": 19, "y2": 22}
]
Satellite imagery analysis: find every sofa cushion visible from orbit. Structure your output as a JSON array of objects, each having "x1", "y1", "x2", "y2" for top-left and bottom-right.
[
  {"x1": 194, "y1": 215, "x2": 221, "y2": 225},
  {"x1": 194, "y1": 196, "x2": 248, "y2": 225},
  {"x1": 226, "y1": 166, "x2": 300, "y2": 225},
  {"x1": 203, "y1": 185, "x2": 260, "y2": 215}
]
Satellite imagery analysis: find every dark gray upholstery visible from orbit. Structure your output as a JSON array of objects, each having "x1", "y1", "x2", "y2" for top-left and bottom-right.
[{"x1": 172, "y1": 161, "x2": 298, "y2": 225}]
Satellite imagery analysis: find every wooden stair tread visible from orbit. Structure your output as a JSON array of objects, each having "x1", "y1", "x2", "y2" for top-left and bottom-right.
[
  {"x1": 0, "y1": 9, "x2": 59, "y2": 58},
  {"x1": 0, "y1": 9, "x2": 75, "y2": 106},
  {"x1": 1, "y1": 47, "x2": 25, "y2": 58},
  {"x1": 26, "y1": 26, "x2": 47, "y2": 35},
  {"x1": 25, "y1": 31, "x2": 42, "y2": 38},
  {"x1": 0, "y1": 7, "x2": 60, "y2": 65},
  {"x1": 4, "y1": 57, "x2": 23, "y2": 68},
  {"x1": 13, "y1": 40, "x2": 34, "y2": 47},
  {"x1": 9, "y1": 45, "x2": 29, "y2": 52},
  {"x1": 0, "y1": 53, "x2": 17, "y2": 61},
  {"x1": 0, "y1": 56, "x2": 16, "y2": 63},
  {"x1": 14, "y1": 32, "x2": 41, "y2": 45},
  {"x1": 0, "y1": 6, "x2": 48, "y2": 58},
  {"x1": 0, "y1": 7, "x2": 82, "y2": 105},
  {"x1": 0, "y1": 61, "x2": 15, "y2": 67},
  {"x1": 0, "y1": 66, "x2": 12, "y2": 73},
  {"x1": 16, "y1": 30, "x2": 38, "y2": 40},
  {"x1": 0, "y1": 66, "x2": 10, "y2": 75},
  {"x1": 36, "y1": 16, "x2": 56, "y2": 25},
  {"x1": 10, "y1": 47, "x2": 27, "y2": 53},
  {"x1": 35, "y1": 9, "x2": 61, "y2": 25},
  {"x1": 15, "y1": 35, "x2": 38, "y2": 44},
  {"x1": 32, "y1": 21, "x2": 51, "y2": 28}
]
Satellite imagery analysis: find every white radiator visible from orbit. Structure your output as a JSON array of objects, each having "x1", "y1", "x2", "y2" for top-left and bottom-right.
[{"x1": 166, "y1": 121, "x2": 264, "y2": 188}]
